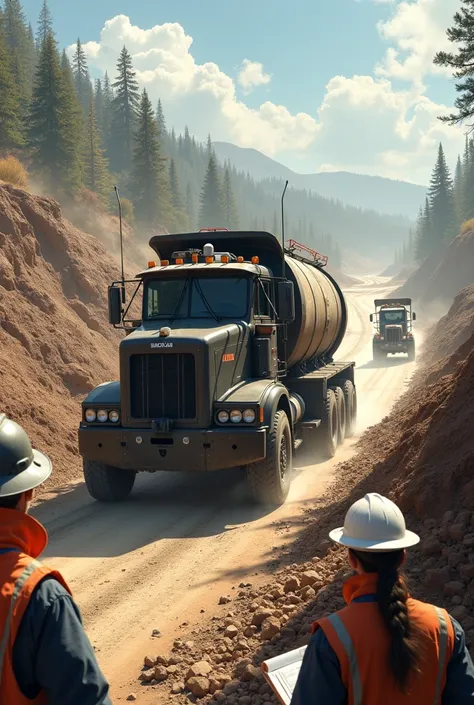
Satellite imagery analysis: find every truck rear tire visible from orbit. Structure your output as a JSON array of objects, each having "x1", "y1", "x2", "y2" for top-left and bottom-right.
[
  {"x1": 342, "y1": 380, "x2": 357, "y2": 438},
  {"x1": 247, "y1": 409, "x2": 292, "y2": 506},
  {"x1": 320, "y1": 389, "x2": 338, "y2": 459},
  {"x1": 83, "y1": 459, "x2": 136, "y2": 502},
  {"x1": 331, "y1": 386, "x2": 346, "y2": 445}
]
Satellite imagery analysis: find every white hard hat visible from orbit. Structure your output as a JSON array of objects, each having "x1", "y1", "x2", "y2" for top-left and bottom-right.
[{"x1": 329, "y1": 493, "x2": 420, "y2": 552}]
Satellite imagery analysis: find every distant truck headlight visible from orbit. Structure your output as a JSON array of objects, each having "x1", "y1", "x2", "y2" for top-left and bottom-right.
[
  {"x1": 109, "y1": 410, "x2": 120, "y2": 423},
  {"x1": 97, "y1": 409, "x2": 108, "y2": 423},
  {"x1": 243, "y1": 409, "x2": 256, "y2": 423},
  {"x1": 230, "y1": 410, "x2": 243, "y2": 423},
  {"x1": 217, "y1": 410, "x2": 229, "y2": 423},
  {"x1": 85, "y1": 408, "x2": 97, "y2": 423}
]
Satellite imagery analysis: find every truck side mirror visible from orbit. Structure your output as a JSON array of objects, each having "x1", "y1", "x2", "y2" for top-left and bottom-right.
[
  {"x1": 369, "y1": 314, "x2": 373, "y2": 323},
  {"x1": 277, "y1": 281, "x2": 295, "y2": 323},
  {"x1": 108, "y1": 286, "x2": 123, "y2": 325},
  {"x1": 412, "y1": 312, "x2": 417, "y2": 321}
]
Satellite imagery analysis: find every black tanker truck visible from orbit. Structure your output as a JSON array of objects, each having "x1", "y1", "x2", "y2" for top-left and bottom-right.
[{"x1": 78, "y1": 229, "x2": 357, "y2": 506}]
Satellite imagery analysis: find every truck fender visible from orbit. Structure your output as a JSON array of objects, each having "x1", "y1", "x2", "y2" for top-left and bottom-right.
[
  {"x1": 261, "y1": 385, "x2": 293, "y2": 436},
  {"x1": 82, "y1": 381, "x2": 121, "y2": 407}
]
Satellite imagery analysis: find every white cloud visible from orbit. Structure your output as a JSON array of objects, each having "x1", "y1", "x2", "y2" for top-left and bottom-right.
[
  {"x1": 237, "y1": 59, "x2": 271, "y2": 93},
  {"x1": 75, "y1": 10, "x2": 464, "y2": 183},
  {"x1": 375, "y1": 0, "x2": 459, "y2": 85},
  {"x1": 76, "y1": 15, "x2": 317, "y2": 156}
]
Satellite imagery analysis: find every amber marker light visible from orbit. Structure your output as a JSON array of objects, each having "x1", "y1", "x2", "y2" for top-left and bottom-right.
[
  {"x1": 148, "y1": 261, "x2": 156, "y2": 268},
  {"x1": 161, "y1": 260, "x2": 169, "y2": 266},
  {"x1": 192, "y1": 253, "x2": 199, "y2": 263},
  {"x1": 175, "y1": 257, "x2": 184, "y2": 264},
  {"x1": 221, "y1": 255, "x2": 229, "y2": 263},
  {"x1": 237, "y1": 256, "x2": 244, "y2": 263},
  {"x1": 259, "y1": 407, "x2": 264, "y2": 423},
  {"x1": 251, "y1": 256, "x2": 259, "y2": 264},
  {"x1": 206, "y1": 256, "x2": 214, "y2": 263}
]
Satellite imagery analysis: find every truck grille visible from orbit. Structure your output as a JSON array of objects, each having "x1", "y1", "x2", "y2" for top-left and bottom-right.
[
  {"x1": 130, "y1": 353, "x2": 196, "y2": 420},
  {"x1": 385, "y1": 326, "x2": 402, "y2": 343}
]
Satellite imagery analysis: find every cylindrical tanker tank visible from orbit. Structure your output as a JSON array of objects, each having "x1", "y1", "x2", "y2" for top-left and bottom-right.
[{"x1": 284, "y1": 255, "x2": 347, "y2": 369}]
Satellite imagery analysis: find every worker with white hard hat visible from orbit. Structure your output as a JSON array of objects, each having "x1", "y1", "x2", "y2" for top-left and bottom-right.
[{"x1": 291, "y1": 493, "x2": 474, "y2": 705}]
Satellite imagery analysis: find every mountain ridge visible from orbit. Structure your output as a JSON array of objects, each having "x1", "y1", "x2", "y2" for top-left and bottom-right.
[{"x1": 213, "y1": 142, "x2": 426, "y2": 219}]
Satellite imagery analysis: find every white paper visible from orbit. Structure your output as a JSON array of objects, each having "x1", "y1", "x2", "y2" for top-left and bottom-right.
[{"x1": 262, "y1": 646, "x2": 307, "y2": 705}]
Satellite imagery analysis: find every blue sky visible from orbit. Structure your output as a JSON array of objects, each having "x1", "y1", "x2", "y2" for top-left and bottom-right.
[{"x1": 21, "y1": 0, "x2": 465, "y2": 183}]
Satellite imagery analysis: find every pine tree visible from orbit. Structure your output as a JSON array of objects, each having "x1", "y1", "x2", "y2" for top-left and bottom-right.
[
  {"x1": 72, "y1": 38, "x2": 90, "y2": 113},
  {"x1": 29, "y1": 34, "x2": 82, "y2": 194},
  {"x1": 415, "y1": 199, "x2": 432, "y2": 262},
  {"x1": 462, "y1": 138, "x2": 474, "y2": 222},
  {"x1": 3, "y1": 0, "x2": 32, "y2": 112},
  {"x1": 131, "y1": 88, "x2": 171, "y2": 227},
  {"x1": 199, "y1": 154, "x2": 224, "y2": 228},
  {"x1": 186, "y1": 183, "x2": 195, "y2": 229},
  {"x1": 454, "y1": 154, "x2": 463, "y2": 229},
  {"x1": 222, "y1": 167, "x2": 239, "y2": 229},
  {"x1": 82, "y1": 94, "x2": 110, "y2": 200},
  {"x1": 36, "y1": 0, "x2": 53, "y2": 48},
  {"x1": 428, "y1": 143, "x2": 455, "y2": 246},
  {"x1": 156, "y1": 98, "x2": 166, "y2": 136},
  {"x1": 94, "y1": 78, "x2": 104, "y2": 133},
  {"x1": 110, "y1": 46, "x2": 140, "y2": 173},
  {"x1": 434, "y1": 2, "x2": 474, "y2": 125},
  {"x1": 0, "y1": 16, "x2": 23, "y2": 152},
  {"x1": 100, "y1": 71, "x2": 114, "y2": 147},
  {"x1": 169, "y1": 158, "x2": 184, "y2": 211}
]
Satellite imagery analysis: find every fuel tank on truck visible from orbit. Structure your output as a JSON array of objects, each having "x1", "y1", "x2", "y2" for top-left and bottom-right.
[{"x1": 284, "y1": 255, "x2": 347, "y2": 369}]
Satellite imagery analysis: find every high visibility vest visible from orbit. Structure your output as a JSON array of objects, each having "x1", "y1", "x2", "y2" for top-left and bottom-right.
[
  {"x1": 314, "y1": 573, "x2": 455, "y2": 705},
  {"x1": 0, "y1": 509, "x2": 71, "y2": 704}
]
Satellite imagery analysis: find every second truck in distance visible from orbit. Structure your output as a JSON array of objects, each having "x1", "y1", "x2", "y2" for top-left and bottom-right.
[
  {"x1": 370, "y1": 298, "x2": 416, "y2": 362},
  {"x1": 78, "y1": 229, "x2": 357, "y2": 506}
]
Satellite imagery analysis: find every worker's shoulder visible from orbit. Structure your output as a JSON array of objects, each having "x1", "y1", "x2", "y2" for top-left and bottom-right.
[{"x1": 30, "y1": 574, "x2": 74, "y2": 609}]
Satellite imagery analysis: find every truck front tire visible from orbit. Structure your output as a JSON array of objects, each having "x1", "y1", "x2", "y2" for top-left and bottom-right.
[
  {"x1": 407, "y1": 343, "x2": 416, "y2": 361},
  {"x1": 373, "y1": 344, "x2": 386, "y2": 363},
  {"x1": 83, "y1": 459, "x2": 136, "y2": 502},
  {"x1": 247, "y1": 409, "x2": 292, "y2": 506}
]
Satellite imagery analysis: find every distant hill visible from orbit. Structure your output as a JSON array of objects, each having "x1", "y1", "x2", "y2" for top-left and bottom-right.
[{"x1": 213, "y1": 142, "x2": 426, "y2": 219}]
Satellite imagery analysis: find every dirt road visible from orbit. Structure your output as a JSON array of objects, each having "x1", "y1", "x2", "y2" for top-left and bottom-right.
[{"x1": 33, "y1": 276, "x2": 417, "y2": 701}]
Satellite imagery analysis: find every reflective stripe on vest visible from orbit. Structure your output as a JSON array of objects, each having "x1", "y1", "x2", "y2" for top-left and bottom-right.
[
  {"x1": 0, "y1": 559, "x2": 41, "y2": 682},
  {"x1": 328, "y1": 606, "x2": 450, "y2": 705}
]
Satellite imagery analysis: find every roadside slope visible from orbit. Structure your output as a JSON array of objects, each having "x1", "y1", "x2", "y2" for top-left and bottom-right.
[{"x1": 0, "y1": 184, "x2": 122, "y2": 491}]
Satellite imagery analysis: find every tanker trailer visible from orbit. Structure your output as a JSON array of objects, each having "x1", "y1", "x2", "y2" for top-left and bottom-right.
[{"x1": 78, "y1": 230, "x2": 356, "y2": 507}]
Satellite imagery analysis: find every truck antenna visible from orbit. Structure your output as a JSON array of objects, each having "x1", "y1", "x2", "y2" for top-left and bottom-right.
[
  {"x1": 114, "y1": 185, "x2": 126, "y2": 303},
  {"x1": 281, "y1": 180, "x2": 288, "y2": 277}
]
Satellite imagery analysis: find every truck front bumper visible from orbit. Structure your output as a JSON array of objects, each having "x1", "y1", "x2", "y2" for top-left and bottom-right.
[
  {"x1": 78, "y1": 426, "x2": 267, "y2": 472},
  {"x1": 379, "y1": 343, "x2": 410, "y2": 352}
]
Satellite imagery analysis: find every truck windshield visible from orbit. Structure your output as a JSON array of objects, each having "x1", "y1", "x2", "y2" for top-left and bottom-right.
[
  {"x1": 145, "y1": 277, "x2": 249, "y2": 320},
  {"x1": 381, "y1": 310, "x2": 405, "y2": 323}
]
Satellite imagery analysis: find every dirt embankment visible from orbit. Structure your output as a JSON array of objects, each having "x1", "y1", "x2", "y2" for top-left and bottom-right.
[
  {"x1": 394, "y1": 227, "x2": 474, "y2": 310},
  {"x1": 136, "y1": 273, "x2": 474, "y2": 704},
  {"x1": 0, "y1": 184, "x2": 125, "y2": 492}
]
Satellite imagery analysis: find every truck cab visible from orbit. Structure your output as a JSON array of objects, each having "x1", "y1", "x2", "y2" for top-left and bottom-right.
[{"x1": 370, "y1": 298, "x2": 416, "y2": 362}]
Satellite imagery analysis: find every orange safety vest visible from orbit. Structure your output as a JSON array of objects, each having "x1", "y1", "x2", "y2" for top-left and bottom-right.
[
  {"x1": 314, "y1": 572, "x2": 455, "y2": 705},
  {"x1": 0, "y1": 508, "x2": 71, "y2": 705}
]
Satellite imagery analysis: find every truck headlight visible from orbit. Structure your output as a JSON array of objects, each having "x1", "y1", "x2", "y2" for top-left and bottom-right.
[
  {"x1": 217, "y1": 410, "x2": 229, "y2": 423},
  {"x1": 230, "y1": 410, "x2": 243, "y2": 423},
  {"x1": 97, "y1": 409, "x2": 108, "y2": 423},
  {"x1": 109, "y1": 410, "x2": 120, "y2": 423},
  {"x1": 85, "y1": 408, "x2": 97, "y2": 423},
  {"x1": 243, "y1": 409, "x2": 256, "y2": 423}
]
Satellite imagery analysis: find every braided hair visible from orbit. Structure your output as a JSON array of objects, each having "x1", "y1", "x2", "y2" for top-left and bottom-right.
[{"x1": 350, "y1": 549, "x2": 422, "y2": 692}]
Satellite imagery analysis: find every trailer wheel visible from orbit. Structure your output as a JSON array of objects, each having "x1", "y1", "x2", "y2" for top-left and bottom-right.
[
  {"x1": 83, "y1": 459, "x2": 136, "y2": 502},
  {"x1": 331, "y1": 387, "x2": 346, "y2": 445},
  {"x1": 342, "y1": 380, "x2": 357, "y2": 438},
  {"x1": 320, "y1": 389, "x2": 338, "y2": 459},
  {"x1": 247, "y1": 410, "x2": 292, "y2": 506}
]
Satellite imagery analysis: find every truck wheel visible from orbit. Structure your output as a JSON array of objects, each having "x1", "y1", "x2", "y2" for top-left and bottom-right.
[
  {"x1": 83, "y1": 459, "x2": 136, "y2": 502},
  {"x1": 331, "y1": 387, "x2": 346, "y2": 445},
  {"x1": 373, "y1": 345, "x2": 385, "y2": 363},
  {"x1": 407, "y1": 343, "x2": 416, "y2": 362},
  {"x1": 247, "y1": 410, "x2": 292, "y2": 506},
  {"x1": 342, "y1": 380, "x2": 357, "y2": 438},
  {"x1": 320, "y1": 389, "x2": 338, "y2": 459}
]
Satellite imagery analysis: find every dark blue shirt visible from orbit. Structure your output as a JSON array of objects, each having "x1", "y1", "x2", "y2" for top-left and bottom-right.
[
  {"x1": 291, "y1": 608, "x2": 474, "y2": 705},
  {"x1": 12, "y1": 576, "x2": 112, "y2": 705}
]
